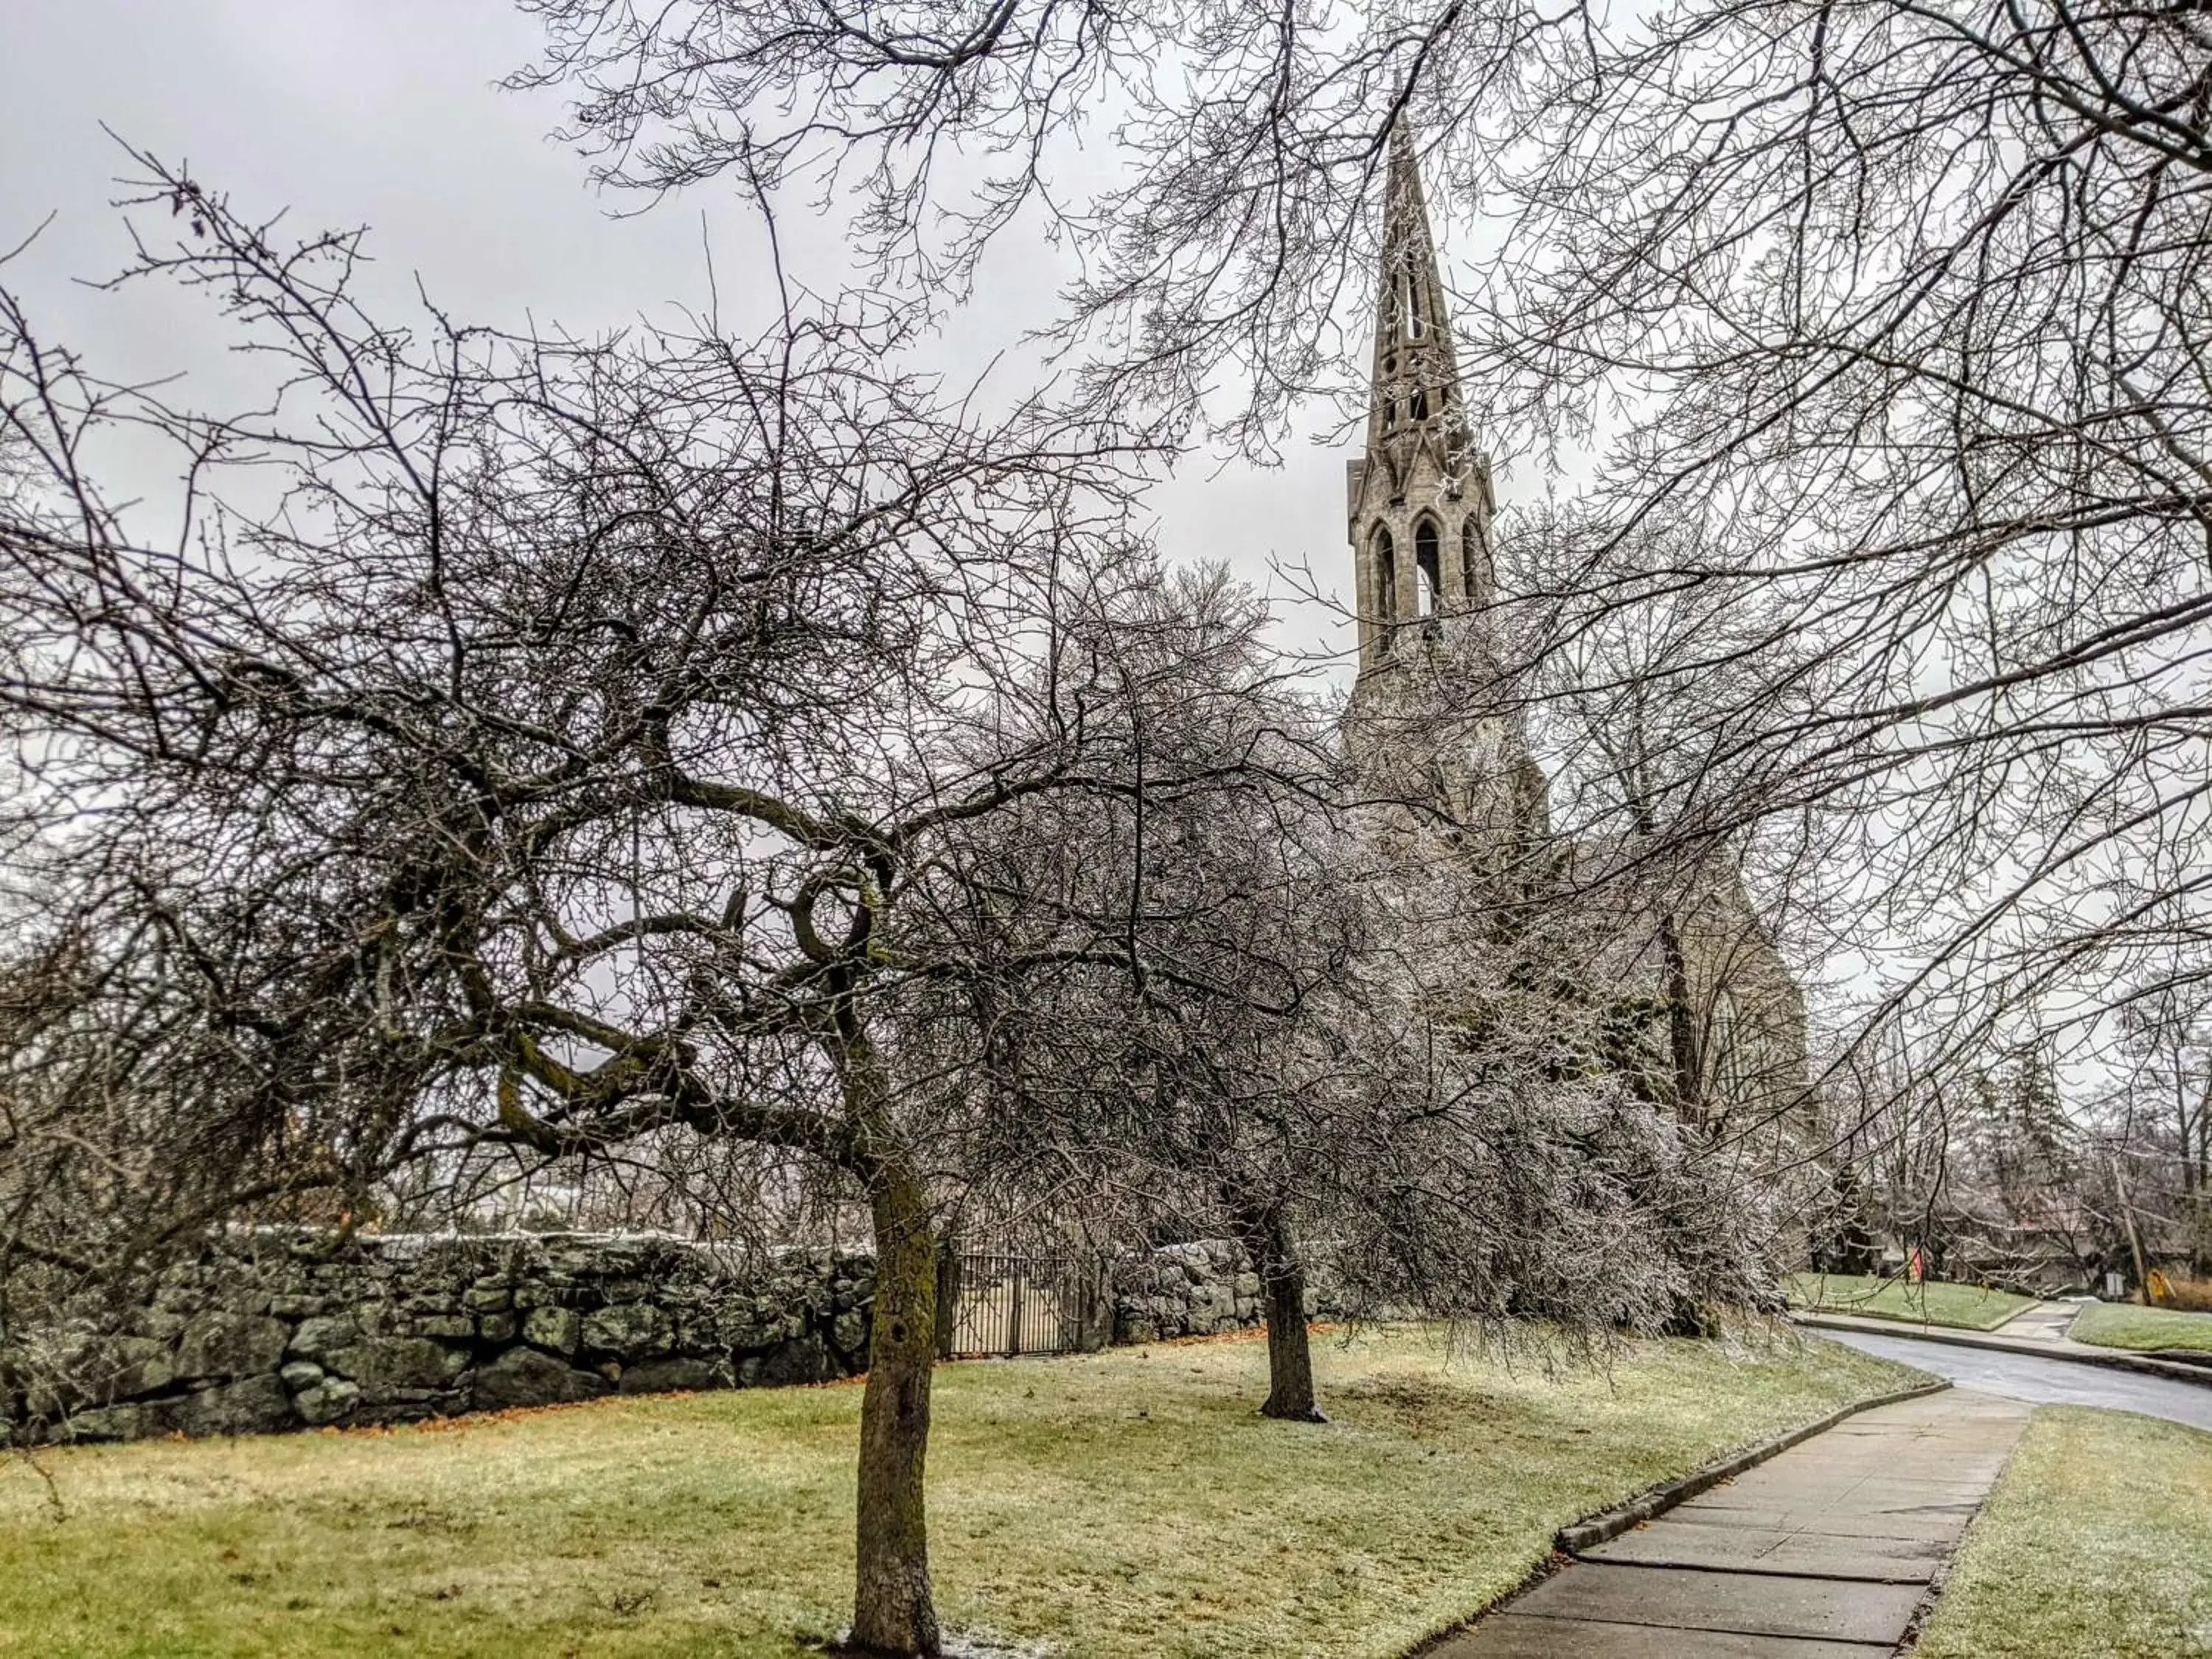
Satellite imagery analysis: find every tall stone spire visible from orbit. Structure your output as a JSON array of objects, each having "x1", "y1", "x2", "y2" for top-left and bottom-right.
[{"x1": 1346, "y1": 122, "x2": 1495, "y2": 677}]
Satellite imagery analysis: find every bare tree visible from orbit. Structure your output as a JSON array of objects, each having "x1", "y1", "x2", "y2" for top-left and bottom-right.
[
  {"x1": 1498, "y1": 508, "x2": 1868, "y2": 1144},
  {"x1": 505, "y1": 0, "x2": 2212, "y2": 1099},
  {"x1": 0, "y1": 153, "x2": 1340, "y2": 1655},
  {"x1": 504, "y1": 1, "x2": 1545, "y2": 450},
  {"x1": 991, "y1": 559, "x2": 1792, "y2": 1413},
  {"x1": 2112, "y1": 986, "x2": 2212, "y2": 1277},
  {"x1": 982, "y1": 565, "x2": 1391, "y2": 1422},
  {"x1": 1057, "y1": 569, "x2": 1354, "y2": 1419},
  {"x1": 1359, "y1": 842, "x2": 1798, "y2": 1336},
  {"x1": 1467, "y1": 0, "x2": 2212, "y2": 1091}
]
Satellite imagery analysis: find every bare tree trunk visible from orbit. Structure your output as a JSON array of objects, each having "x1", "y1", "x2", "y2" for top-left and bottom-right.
[
  {"x1": 1234, "y1": 1201, "x2": 1325, "y2": 1423},
  {"x1": 2177, "y1": 1071, "x2": 2194, "y2": 1203},
  {"x1": 1259, "y1": 1262, "x2": 1323, "y2": 1422},
  {"x1": 852, "y1": 1156, "x2": 941, "y2": 1655}
]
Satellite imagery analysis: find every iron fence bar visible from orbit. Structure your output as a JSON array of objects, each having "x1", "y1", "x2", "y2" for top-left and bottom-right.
[{"x1": 939, "y1": 1245, "x2": 1095, "y2": 1357}]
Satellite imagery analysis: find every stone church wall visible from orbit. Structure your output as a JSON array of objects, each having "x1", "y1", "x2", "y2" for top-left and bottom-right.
[{"x1": 6, "y1": 1233, "x2": 1302, "y2": 1444}]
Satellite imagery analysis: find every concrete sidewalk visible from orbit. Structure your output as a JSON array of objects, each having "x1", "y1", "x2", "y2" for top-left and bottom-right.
[
  {"x1": 1430, "y1": 1388, "x2": 2034, "y2": 1658},
  {"x1": 1789, "y1": 1304, "x2": 2211, "y2": 1387},
  {"x1": 1992, "y1": 1301, "x2": 2079, "y2": 1343}
]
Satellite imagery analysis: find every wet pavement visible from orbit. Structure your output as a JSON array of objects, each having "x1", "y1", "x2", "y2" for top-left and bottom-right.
[
  {"x1": 1818, "y1": 1327, "x2": 2212, "y2": 1432},
  {"x1": 1791, "y1": 1304, "x2": 2212, "y2": 1386},
  {"x1": 1430, "y1": 1388, "x2": 2034, "y2": 1658}
]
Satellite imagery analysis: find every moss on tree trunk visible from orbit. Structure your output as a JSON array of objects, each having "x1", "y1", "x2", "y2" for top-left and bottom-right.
[{"x1": 851, "y1": 1158, "x2": 941, "y2": 1655}]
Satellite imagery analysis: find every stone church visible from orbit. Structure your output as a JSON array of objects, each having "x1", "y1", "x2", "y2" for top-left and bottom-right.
[{"x1": 1340, "y1": 128, "x2": 1812, "y2": 1135}]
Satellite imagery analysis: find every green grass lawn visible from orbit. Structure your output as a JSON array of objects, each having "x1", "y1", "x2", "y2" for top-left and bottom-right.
[
  {"x1": 0, "y1": 1325, "x2": 1922, "y2": 1658},
  {"x1": 1916, "y1": 1406, "x2": 2212, "y2": 1659},
  {"x1": 1784, "y1": 1271, "x2": 2035, "y2": 1330},
  {"x1": 2069, "y1": 1301, "x2": 2212, "y2": 1355}
]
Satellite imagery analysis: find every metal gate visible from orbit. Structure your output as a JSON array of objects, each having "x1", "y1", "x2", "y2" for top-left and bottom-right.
[{"x1": 941, "y1": 1242, "x2": 1107, "y2": 1358}]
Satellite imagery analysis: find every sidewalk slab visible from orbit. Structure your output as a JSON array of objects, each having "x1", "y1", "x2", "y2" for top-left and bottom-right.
[
  {"x1": 1437, "y1": 1613, "x2": 1889, "y2": 1657},
  {"x1": 1659, "y1": 1503, "x2": 1969, "y2": 1541},
  {"x1": 1993, "y1": 1301, "x2": 2080, "y2": 1342},
  {"x1": 1506, "y1": 1564, "x2": 1924, "y2": 1644},
  {"x1": 1429, "y1": 1389, "x2": 2034, "y2": 1658},
  {"x1": 1590, "y1": 1521, "x2": 1948, "y2": 1582}
]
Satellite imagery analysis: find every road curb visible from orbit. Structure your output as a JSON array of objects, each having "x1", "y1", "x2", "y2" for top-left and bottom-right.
[
  {"x1": 1554, "y1": 1377, "x2": 1953, "y2": 1554},
  {"x1": 2145, "y1": 1348, "x2": 2212, "y2": 1371},
  {"x1": 1791, "y1": 1311, "x2": 2212, "y2": 1388}
]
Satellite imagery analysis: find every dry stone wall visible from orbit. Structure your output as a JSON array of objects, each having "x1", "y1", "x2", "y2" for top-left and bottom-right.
[
  {"x1": 6, "y1": 1233, "x2": 1298, "y2": 1444},
  {"x1": 6, "y1": 1232, "x2": 873, "y2": 1444},
  {"x1": 1112, "y1": 1239, "x2": 1273, "y2": 1342},
  {"x1": 1110, "y1": 1239, "x2": 1335, "y2": 1343}
]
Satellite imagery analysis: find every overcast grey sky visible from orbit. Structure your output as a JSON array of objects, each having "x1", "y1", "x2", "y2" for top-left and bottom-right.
[
  {"x1": 1, "y1": 0, "x2": 1360, "y2": 667},
  {"x1": 0, "y1": 4, "x2": 2019, "y2": 1048}
]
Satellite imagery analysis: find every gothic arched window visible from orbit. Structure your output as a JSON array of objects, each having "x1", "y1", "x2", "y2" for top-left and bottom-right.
[
  {"x1": 1373, "y1": 526, "x2": 1397, "y2": 650},
  {"x1": 1414, "y1": 518, "x2": 1441, "y2": 623},
  {"x1": 1405, "y1": 272, "x2": 1425, "y2": 339},
  {"x1": 1410, "y1": 387, "x2": 1430, "y2": 421}
]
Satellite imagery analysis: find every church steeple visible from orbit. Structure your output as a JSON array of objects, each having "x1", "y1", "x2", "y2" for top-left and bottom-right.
[{"x1": 1347, "y1": 122, "x2": 1495, "y2": 676}]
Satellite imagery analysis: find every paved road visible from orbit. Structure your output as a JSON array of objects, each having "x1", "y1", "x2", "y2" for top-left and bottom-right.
[
  {"x1": 1432, "y1": 1389, "x2": 2034, "y2": 1658},
  {"x1": 1817, "y1": 1328, "x2": 2212, "y2": 1432}
]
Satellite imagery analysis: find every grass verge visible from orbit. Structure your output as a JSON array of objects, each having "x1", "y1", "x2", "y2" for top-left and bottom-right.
[
  {"x1": 1916, "y1": 1406, "x2": 2212, "y2": 1659},
  {"x1": 0, "y1": 1324, "x2": 1922, "y2": 1659},
  {"x1": 2069, "y1": 1301, "x2": 2212, "y2": 1355},
  {"x1": 1784, "y1": 1271, "x2": 2034, "y2": 1330}
]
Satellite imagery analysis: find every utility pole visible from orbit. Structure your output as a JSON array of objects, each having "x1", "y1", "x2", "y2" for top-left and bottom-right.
[{"x1": 2109, "y1": 1150, "x2": 2152, "y2": 1304}]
